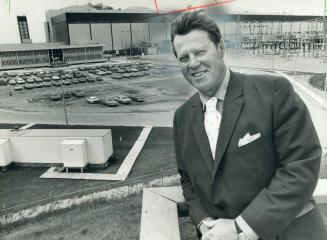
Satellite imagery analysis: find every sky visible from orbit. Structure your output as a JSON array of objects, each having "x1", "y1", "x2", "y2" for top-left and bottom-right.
[{"x1": 0, "y1": 0, "x2": 325, "y2": 44}]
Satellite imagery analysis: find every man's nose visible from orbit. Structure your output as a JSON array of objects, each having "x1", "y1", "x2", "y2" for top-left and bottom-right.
[{"x1": 188, "y1": 55, "x2": 200, "y2": 68}]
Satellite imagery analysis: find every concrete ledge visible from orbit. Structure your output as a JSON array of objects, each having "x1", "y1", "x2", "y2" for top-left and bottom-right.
[
  {"x1": 140, "y1": 180, "x2": 327, "y2": 240},
  {"x1": 140, "y1": 187, "x2": 183, "y2": 240}
]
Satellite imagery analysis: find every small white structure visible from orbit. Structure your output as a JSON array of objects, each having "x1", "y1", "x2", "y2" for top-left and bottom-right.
[
  {"x1": 0, "y1": 138, "x2": 12, "y2": 169},
  {"x1": 62, "y1": 139, "x2": 87, "y2": 172},
  {"x1": 0, "y1": 129, "x2": 113, "y2": 168}
]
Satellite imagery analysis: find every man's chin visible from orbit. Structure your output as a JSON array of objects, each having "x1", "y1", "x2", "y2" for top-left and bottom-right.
[{"x1": 198, "y1": 88, "x2": 217, "y2": 97}]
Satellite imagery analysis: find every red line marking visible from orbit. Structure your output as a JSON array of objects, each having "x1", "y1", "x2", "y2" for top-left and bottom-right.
[
  {"x1": 153, "y1": 0, "x2": 160, "y2": 14},
  {"x1": 171, "y1": 0, "x2": 236, "y2": 13}
]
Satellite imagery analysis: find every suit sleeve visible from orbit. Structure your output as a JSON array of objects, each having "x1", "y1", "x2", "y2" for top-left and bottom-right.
[
  {"x1": 173, "y1": 112, "x2": 211, "y2": 226},
  {"x1": 241, "y1": 78, "x2": 322, "y2": 239}
]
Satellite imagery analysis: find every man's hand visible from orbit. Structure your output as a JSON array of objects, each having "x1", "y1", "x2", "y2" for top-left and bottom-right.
[{"x1": 201, "y1": 218, "x2": 239, "y2": 240}]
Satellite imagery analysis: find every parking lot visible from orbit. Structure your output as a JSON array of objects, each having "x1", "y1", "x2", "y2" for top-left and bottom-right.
[{"x1": 0, "y1": 57, "x2": 194, "y2": 115}]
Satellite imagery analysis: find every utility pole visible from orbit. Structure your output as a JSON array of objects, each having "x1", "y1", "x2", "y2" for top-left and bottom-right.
[
  {"x1": 324, "y1": 0, "x2": 327, "y2": 109},
  {"x1": 54, "y1": 57, "x2": 69, "y2": 125},
  {"x1": 324, "y1": 0, "x2": 327, "y2": 58}
]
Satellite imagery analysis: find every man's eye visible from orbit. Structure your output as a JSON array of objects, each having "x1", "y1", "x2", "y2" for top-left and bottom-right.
[
  {"x1": 195, "y1": 50, "x2": 206, "y2": 56},
  {"x1": 179, "y1": 56, "x2": 189, "y2": 63}
]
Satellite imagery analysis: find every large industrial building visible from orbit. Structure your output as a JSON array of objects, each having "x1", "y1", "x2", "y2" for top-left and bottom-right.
[{"x1": 45, "y1": 5, "x2": 172, "y2": 55}]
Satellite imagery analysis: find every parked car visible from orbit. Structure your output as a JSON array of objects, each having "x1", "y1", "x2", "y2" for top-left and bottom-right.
[
  {"x1": 52, "y1": 81, "x2": 61, "y2": 87},
  {"x1": 34, "y1": 77, "x2": 43, "y2": 83},
  {"x1": 24, "y1": 83, "x2": 34, "y2": 89},
  {"x1": 49, "y1": 93, "x2": 61, "y2": 101},
  {"x1": 111, "y1": 74, "x2": 122, "y2": 79},
  {"x1": 51, "y1": 75, "x2": 60, "y2": 80},
  {"x1": 129, "y1": 95, "x2": 144, "y2": 102},
  {"x1": 26, "y1": 77, "x2": 35, "y2": 83},
  {"x1": 72, "y1": 89, "x2": 85, "y2": 97},
  {"x1": 95, "y1": 71, "x2": 106, "y2": 76},
  {"x1": 114, "y1": 95, "x2": 132, "y2": 104},
  {"x1": 72, "y1": 79, "x2": 79, "y2": 84},
  {"x1": 86, "y1": 96, "x2": 100, "y2": 103},
  {"x1": 16, "y1": 78, "x2": 26, "y2": 84},
  {"x1": 43, "y1": 82, "x2": 52, "y2": 87},
  {"x1": 34, "y1": 83, "x2": 44, "y2": 88},
  {"x1": 120, "y1": 68, "x2": 129, "y2": 73},
  {"x1": 14, "y1": 85, "x2": 23, "y2": 91},
  {"x1": 65, "y1": 74, "x2": 73, "y2": 79},
  {"x1": 100, "y1": 98, "x2": 119, "y2": 107},
  {"x1": 62, "y1": 80, "x2": 72, "y2": 85},
  {"x1": 8, "y1": 79, "x2": 16, "y2": 85},
  {"x1": 78, "y1": 77, "x2": 87, "y2": 83},
  {"x1": 63, "y1": 92, "x2": 71, "y2": 99},
  {"x1": 96, "y1": 77, "x2": 103, "y2": 81},
  {"x1": 122, "y1": 73, "x2": 131, "y2": 78},
  {"x1": 86, "y1": 76, "x2": 96, "y2": 82}
]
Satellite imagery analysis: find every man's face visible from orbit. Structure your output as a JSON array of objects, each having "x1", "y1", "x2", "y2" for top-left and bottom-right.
[{"x1": 173, "y1": 29, "x2": 226, "y2": 97}]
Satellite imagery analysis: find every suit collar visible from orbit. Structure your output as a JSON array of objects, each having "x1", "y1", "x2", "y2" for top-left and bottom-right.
[{"x1": 212, "y1": 71, "x2": 244, "y2": 177}]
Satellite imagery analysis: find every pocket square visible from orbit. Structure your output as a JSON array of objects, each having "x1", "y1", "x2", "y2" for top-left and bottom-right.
[{"x1": 238, "y1": 132, "x2": 261, "y2": 147}]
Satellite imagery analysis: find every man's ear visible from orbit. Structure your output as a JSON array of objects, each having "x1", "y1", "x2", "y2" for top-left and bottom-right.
[{"x1": 219, "y1": 40, "x2": 225, "y2": 57}]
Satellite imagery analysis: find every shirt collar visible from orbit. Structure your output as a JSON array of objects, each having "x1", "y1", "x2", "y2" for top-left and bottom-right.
[{"x1": 199, "y1": 67, "x2": 230, "y2": 106}]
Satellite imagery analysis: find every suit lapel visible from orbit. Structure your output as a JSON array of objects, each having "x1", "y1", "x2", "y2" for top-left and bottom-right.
[
  {"x1": 191, "y1": 94, "x2": 214, "y2": 174},
  {"x1": 212, "y1": 71, "x2": 244, "y2": 177}
]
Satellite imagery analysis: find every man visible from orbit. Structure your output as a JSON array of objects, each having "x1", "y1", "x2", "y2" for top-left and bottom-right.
[{"x1": 171, "y1": 11, "x2": 327, "y2": 240}]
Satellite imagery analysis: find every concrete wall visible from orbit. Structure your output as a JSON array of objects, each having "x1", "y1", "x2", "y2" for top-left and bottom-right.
[
  {"x1": 131, "y1": 23, "x2": 149, "y2": 46},
  {"x1": 69, "y1": 23, "x2": 91, "y2": 45},
  {"x1": 112, "y1": 23, "x2": 131, "y2": 51},
  {"x1": 91, "y1": 23, "x2": 112, "y2": 51}
]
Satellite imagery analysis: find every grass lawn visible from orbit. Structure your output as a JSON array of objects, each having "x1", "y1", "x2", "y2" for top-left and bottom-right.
[{"x1": 0, "y1": 194, "x2": 143, "y2": 240}]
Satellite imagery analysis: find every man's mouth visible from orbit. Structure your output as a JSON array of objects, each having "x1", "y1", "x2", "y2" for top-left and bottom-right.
[{"x1": 191, "y1": 70, "x2": 207, "y2": 77}]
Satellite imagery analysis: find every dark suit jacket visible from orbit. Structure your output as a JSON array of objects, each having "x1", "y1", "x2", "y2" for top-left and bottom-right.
[{"x1": 173, "y1": 70, "x2": 327, "y2": 240}]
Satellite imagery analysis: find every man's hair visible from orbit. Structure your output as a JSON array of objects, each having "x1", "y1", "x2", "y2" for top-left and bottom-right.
[{"x1": 170, "y1": 11, "x2": 222, "y2": 57}]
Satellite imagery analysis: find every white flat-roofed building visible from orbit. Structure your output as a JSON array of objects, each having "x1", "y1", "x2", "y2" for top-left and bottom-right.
[
  {"x1": 0, "y1": 42, "x2": 105, "y2": 70},
  {"x1": 0, "y1": 129, "x2": 113, "y2": 168}
]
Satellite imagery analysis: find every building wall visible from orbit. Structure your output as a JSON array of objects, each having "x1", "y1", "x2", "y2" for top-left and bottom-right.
[
  {"x1": 69, "y1": 23, "x2": 92, "y2": 45},
  {"x1": 131, "y1": 23, "x2": 149, "y2": 46},
  {"x1": 111, "y1": 23, "x2": 131, "y2": 51},
  {"x1": 0, "y1": 50, "x2": 49, "y2": 68},
  {"x1": 149, "y1": 23, "x2": 168, "y2": 42},
  {"x1": 0, "y1": 46, "x2": 104, "y2": 70},
  {"x1": 53, "y1": 22, "x2": 70, "y2": 44},
  {"x1": 90, "y1": 23, "x2": 112, "y2": 51}
]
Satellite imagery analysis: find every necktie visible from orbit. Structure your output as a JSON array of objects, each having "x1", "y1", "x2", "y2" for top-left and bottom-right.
[{"x1": 204, "y1": 97, "x2": 221, "y2": 159}]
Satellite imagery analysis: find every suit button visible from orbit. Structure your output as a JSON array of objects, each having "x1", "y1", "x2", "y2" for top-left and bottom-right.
[{"x1": 216, "y1": 203, "x2": 225, "y2": 211}]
